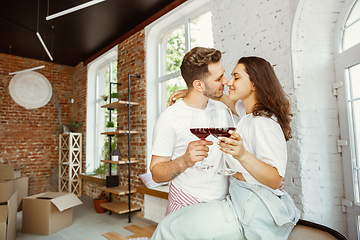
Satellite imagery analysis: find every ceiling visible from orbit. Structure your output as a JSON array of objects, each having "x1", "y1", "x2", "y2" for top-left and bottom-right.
[{"x1": 0, "y1": 0, "x2": 185, "y2": 66}]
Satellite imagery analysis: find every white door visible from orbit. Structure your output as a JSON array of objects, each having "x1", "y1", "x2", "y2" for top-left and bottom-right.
[{"x1": 335, "y1": 1, "x2": 360, "y2": 238}]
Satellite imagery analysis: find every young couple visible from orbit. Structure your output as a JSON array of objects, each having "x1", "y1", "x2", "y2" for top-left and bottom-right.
[{"x1": 150, "y1": 47, "x2": 300, "y2": 239}]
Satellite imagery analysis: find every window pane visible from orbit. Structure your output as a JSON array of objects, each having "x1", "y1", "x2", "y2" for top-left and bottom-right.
[
  {"x1": 109, "y1": 63, "x2": 117, "y2": 94},
  {"x1": 349, "y1": 98, "x2": 360, "y2": 204},
  {"x1": 349, "y1": 63, "x2": 360, "y2": 99},
  {"x1": 353, "y1": 99, "x2": 360, "y2": 164},
  {"x1": 190, "y1": 11, "x2": 214, "y2": 49},
  {"x1": 96, "y1": 61, "x2": 118, "y2": 171},
  {"x1": 99, "y1": 65, "x2": 109, "y2": 97},
  {"x1": 355, "y1": 169, "x2": 360, "y2": 204},
  {"x1": 161, "y1": 25, "x2": 186, "y2": 76},
  {"x1": 346, "y1": 0, "x2": 360, "y2": 27},
  {"x1": 347, "y1": 63, "x2": 360, "y2": 203},
  {"x1": 358, "y1": 215, "x2": 360, "y2": 238},
  {"x1": 159, "y1": 76, "x2": 187, "y2": 112},
  {"x1": 343, "y1": 19, "x2": 360, "y2": 51},
  {"x1": 112, "y1": 60, "x2": 117, "y2": 83}
]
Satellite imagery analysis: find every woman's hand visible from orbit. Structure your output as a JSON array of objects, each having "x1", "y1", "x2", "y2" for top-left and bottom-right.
[
  {"x1": 218, "y1": 130, "x2": 246, "y2": 161},
  {"x1": 168, "y1": 89, "x2": 188, "y2": 106},
  {"x1": 219, "y1": 130, "x2": 283, "y2": 190}
]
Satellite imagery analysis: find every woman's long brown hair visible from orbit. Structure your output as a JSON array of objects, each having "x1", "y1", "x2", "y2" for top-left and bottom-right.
[{"x1": 238, "y1": 57, "x2": 293, "y2": 141}]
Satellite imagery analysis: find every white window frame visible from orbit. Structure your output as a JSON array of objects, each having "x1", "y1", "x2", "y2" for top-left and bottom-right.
[
  {"x1": 158, "y1": 20, "x2": 188, "y2": 112},
  {"x1": 145, "y1": 0, "x2": 211, "y2": 169},
  {"x1": 334, "y1": 0, "x2": 360, "y2": 238},
  {"x1": 158, "y1": 9, "x2": 213, "y2": 112},
  {"x1": 86, "y1": 46, "x2": 118, "y2": 173}
]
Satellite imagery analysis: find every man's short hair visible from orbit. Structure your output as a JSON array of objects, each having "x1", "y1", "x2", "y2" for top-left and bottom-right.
[{"x1": 180, "y1": 47, "x2": 221, "y2": 88}]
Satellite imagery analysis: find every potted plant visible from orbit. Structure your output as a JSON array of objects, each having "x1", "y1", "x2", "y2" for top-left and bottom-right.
[
  {"x1": 83, "y1": 164, "x2": 110, "y2": 213},
  {"x1": 64, "y1": 119, "x2": 83, "y2": 132},
  {"x1": 100, "y1": 94, "x2": 108, "y2": 103},
  {"x1": 110, "y1": 92, "x2": 119, "y2": 103},
  {"x1": 106, "y1": 121, "x2": 115, "y2": 132},
  {"x1": 111, "y1": 149, "x2": 121, "y2": 161},
  {"x1": 93, "y1": 190, "x2": 109, "y2": 213}
]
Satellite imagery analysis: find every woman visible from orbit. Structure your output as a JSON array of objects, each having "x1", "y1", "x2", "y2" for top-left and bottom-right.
[{"x1": 151, "y1": 56, "x2": 300, "y2": 240}]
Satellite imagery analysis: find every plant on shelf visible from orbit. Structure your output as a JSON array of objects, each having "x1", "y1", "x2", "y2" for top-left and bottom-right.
[
  {"x1": 111, "y1": 149, "x2": 121, "y2": 161},
  {"x1": 101, "y1": 138, "x2": 118, "y2": 174},
  {"x1": 106, "y1": 121, "x2": 115, "y2": 132},
  {"x1": 101, "y1": 138, "x2": 117, "y2": 161},
  {"x1": 110, "y1": 92, "x2": 119, "y2": 102},
  {"x1": 100, "y1": 94, "x2": 108, "y2": 102},
  {"x1": 64, "y1": 119, "x2": 83, "y2": 132}
]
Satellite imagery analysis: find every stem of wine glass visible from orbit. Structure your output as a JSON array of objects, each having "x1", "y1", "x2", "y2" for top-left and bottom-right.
[{"x1": 216, "y1": 148, "x2": 236, "y2": 176}]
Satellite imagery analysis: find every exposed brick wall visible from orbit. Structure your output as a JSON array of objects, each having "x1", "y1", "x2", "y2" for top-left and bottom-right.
[
  {"x1": 0, "y1": 31, "x2": 143, "y2": 212},
  {"x1": 83, "y1": 180, "x2": 104, "y2": 199},
  {"x1": 77, "y1": 31, "x2": 147, "y2": 210},
  {"x1": 0, "y1": 53, "x2": 75, "y2": 195},
  {"x1": 71, "y1": 62, "x2": 88, "y2": 177},
  {"x1": 115, "y1": 29, "x2": 147, "y2": 207},
  {"x1": 82, "y1": 31, "x2": 147, "y2": 205}
]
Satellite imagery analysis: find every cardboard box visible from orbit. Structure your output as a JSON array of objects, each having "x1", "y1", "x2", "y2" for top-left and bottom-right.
[
  {"x1": 0, "y1": 182, "x2": 13, "y2": 204},
  {"x1": 22, "y1": 192, "x2": 83, "y2": 235},
  {"x1": 0, "y1": 177, "x2": 28, "y2": 210},
  {"x1": 13, "y1": 177, "x2": 28, "y2": 211},
  {"x1": 0, "y1": 166, "x2": 21, "y2": 181},
  {"x1": 0, "y1": 192, "x2": 17, "y2": 240}
]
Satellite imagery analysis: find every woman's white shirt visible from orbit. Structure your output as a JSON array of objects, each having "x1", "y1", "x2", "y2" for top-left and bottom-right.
[{"x1": 228, "y1": 101, "x2": 287, "y2": 196}]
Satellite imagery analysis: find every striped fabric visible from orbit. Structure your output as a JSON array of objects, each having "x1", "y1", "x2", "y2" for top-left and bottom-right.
[
  {"x1": 139, "y1": 172, "x2": 168, "y2": 188},
  {"x1": 165, "y1": 183, "x2": 201, "y2": 215}
]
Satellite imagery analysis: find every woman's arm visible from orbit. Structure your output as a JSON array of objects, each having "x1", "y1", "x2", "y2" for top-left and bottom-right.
[
  {"x1": 168, "y1": 89, "x2": 238, "y2": 116},
  {"x1": 218, "y1": 95, "x2": 238, "y2": 116},
  {"x1": 219, "y1": 130, "x2": 283, "y2": 189},
  {"x1": 168, "y1": 89, "x2": 188, "y2": 106}
]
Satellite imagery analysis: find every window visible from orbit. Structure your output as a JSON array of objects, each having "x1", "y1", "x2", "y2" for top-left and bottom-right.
[
  {"x1": 335, "y1": 0, "x2": 360, "y2": 238},
  {"x1": 342, "y1": 1, "x2": 360, "y2": 51},
  {"x1": 158, "y1": 10, "x2": 214, "y2": 112},
  {"x1": 146, "y1": 0, "x2": 212, "y2": 168},
  {"x1": 86, "y1": 46, "x2": 118, "y2": 173},
  {"x1": 95, "y1": 60, "x2": 118, "y2": 171}
]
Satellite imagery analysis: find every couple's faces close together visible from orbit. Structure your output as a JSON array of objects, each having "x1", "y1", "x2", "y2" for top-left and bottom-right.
[{"x1": 201, "y1": 62, "x2": 254, "y2": 102}]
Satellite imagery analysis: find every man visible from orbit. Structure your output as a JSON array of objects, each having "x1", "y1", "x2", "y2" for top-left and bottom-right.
[{"x1": 150, "y1": 47, "x2": 231, "y2": 215}]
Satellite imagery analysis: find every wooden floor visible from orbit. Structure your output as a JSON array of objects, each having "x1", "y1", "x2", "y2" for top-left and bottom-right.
[{"x1": 102, "y1": 224, "x2": 156, "y2": 240}]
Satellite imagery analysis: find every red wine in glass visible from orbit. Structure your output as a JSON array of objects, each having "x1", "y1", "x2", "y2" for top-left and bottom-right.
[
  {"x1": 209, "y1": 127, "x2": 235, "y2": 138},
  {"x1": 210, "y1": 108, "x2": 237, "y2": 175},
  {"x1": 190, "y1": 111, "x2": 213, "y2": 169},
  {"x1": 190, "y1": 128, "x2": 210, "y2": 140}
]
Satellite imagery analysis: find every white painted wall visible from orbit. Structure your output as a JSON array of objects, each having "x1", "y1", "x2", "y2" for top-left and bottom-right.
[
  {"x1": 145, "y1": 0, "x2": 348, "y2": 236},
  {"x1": 291, "y1": 0, "x2": 347, "y2": 234},
  {"x1": 143, "y1": 195, "x2": 168, "y2": 223},
  {"x1": 211, "y1": 0, "x2": 347, "y2": 235}
]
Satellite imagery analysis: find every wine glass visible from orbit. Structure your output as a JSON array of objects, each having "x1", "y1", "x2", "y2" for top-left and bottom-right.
[
  {"x1": 190, "y1": 110, "x2": 213, "y2": 169},
  {"x1": 210, "y1": 108, "x2": 237, "y2": 175}
]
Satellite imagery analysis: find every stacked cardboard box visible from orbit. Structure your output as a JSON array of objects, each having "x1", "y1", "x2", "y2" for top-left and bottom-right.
[
  {"x1": 0, "y1": 165, "x2": 28, "y2": 240},
  {"x1": 0, "y1": 165, "x2": 83, "y2": 237}
]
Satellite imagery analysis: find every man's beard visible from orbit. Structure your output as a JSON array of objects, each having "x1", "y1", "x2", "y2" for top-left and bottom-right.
[{"x1": 203, "y1": 82, "x2": 223, "y2": 100}]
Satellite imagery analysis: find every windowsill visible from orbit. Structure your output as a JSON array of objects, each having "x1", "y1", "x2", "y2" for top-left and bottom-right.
[
  {"x1": 80, "y1": 172, "x2": 117, "y2": 184},
  {"x1": 136, "y1": 185, "x2": 169, "y2": 200},
  {"x1": 80, "y1": 173, "x2": 104, "y2": 184}
]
